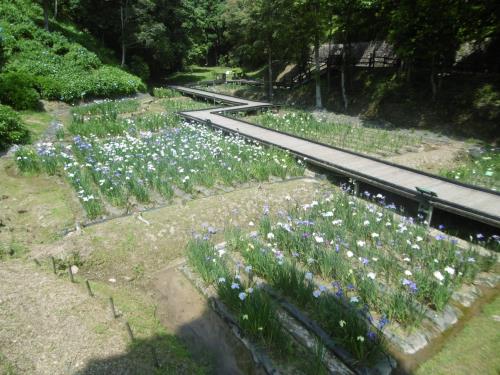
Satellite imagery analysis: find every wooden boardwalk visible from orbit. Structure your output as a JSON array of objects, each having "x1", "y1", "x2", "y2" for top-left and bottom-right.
[{"x1": 171, "y1": 85, "x2": 500, "y2": 228}]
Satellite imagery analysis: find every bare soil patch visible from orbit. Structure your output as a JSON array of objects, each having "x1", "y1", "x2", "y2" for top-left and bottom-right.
[{"x1": 0, "y1": 260, "x2": 129, "y2": 374}]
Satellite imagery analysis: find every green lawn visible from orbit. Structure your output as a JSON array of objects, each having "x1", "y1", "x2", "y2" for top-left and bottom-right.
[
  {"x1": 166, "y1": 65, "x2": 234, "y2": 85},
  {"x1": 20, "y1": 111, "x2": 53, "y2": 141},
  {"x1": 415, "y1": 295, "x2": 500, "y2": 375}
]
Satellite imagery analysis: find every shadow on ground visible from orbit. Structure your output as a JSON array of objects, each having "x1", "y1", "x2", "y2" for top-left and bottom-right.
[{"x1": 76, "y1": 266, "x2": 263, "y2": 375}]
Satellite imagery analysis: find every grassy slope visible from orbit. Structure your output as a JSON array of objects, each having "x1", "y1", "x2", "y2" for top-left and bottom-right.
[{"x1": 416, "y1": 295, "x2": 500, "y2": 375}]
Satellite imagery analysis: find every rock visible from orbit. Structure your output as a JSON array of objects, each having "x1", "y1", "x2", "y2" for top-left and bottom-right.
[
  {"x1": 473, "y1": 273, "x2": 500, "y2": 288},
  {"x1": 108, "y1": 278, "x2": 116, "y2": 283},
  {"x1": 70, "y1": 265, "x2": 79, "y2": 275},
  {"x1": 451, "y1": 284, "x2": 482, "y2": 307},
  {"x1": 383, "y1": 327, "x2": 428, "y2": 354},
  {"x1": 468, "y1": 147, "x2": 484, "y2": 159},
  {"x1": 424, "y1": 305, "x2": 462, "y2": 332}
]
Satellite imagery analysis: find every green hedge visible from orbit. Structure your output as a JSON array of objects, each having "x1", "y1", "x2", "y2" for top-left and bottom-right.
[{"x1": 0, "y1": 104, "x2": 30, "y2": 151}]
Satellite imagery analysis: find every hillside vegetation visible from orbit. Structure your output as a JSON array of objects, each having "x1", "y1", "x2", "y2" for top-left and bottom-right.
[{"x1": 0, "y1": 0, "x2": 144, "y2": 105}]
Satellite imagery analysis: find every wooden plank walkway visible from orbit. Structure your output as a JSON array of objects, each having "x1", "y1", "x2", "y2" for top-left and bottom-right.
[{"x1": 171, "y1": 85, "x2": 500, "y2": 228}]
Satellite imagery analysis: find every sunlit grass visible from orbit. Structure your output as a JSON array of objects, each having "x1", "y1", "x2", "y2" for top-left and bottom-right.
[{"x1": 440, "y1": 148, "x2": 499, "y2": 191}]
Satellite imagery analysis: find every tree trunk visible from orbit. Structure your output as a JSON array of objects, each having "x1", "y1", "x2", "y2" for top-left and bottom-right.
[
  {"x1": 43, "y1": 0, "x2": 50, "y2": 31},
  {"x1": 430, "y1": 57, "x2": 437, "y2": 102},
  {"x1": 341, "y1": 48, "x2": 348, "y2": 110},
  {"x1": 267, "y1": 47, "x2": 273, "y2": 100},
  {"x1": 314, "y1": 33, "x2": 322, "y2": 109},
  {"x1": 54, "y1": 0, "x2": 58, "y2": 19},
  {"x1": 120, "y1": 2, "x2": 126, "y2": 67}
]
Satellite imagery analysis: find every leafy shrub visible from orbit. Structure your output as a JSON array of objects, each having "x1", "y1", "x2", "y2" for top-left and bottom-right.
[
  {"x1": 0, "y1": 72, "x2": 40, "y2": 110},
  {"x1": 0, "y1": 104, "x2": 30, "y2": 150}
]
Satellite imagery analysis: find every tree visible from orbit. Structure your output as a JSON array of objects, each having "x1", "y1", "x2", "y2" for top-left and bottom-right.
[
  {"x1": 68, "y1": 0, "x2": 191, "y2": 76},
  {"x1": 183, "y1": 0, "x2": 227, "y2": 65},
  {"x1": 385, "y1": 0, "x2": 460, "y2": 100},
  {"x1": 223, "y1": 0, "x2": 290, "y2": 99},
  {"x1": 40, "y1": 0, "x2": 50, "y2": 31},
  {"x1": 291, "y1": 0, "x2": 330, "y2": 109},
  {"x1": 329, "y1": 0, "x2": 379, "y2": 110}
]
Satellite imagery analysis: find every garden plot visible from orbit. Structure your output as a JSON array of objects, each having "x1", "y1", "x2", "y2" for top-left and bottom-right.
[
  {"x1": 14, "y1": 98, "x2": 305, "y2": 219},
  {"x1": 185, "y1": 186, "x2": 499, "y2": 372},
  {"x1": 239, "y1": 110, "x2": 423, "y2": 157}
]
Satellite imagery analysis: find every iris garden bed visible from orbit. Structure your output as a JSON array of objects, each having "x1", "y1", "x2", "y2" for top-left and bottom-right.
[
  {"x1": 186, "y1": 185, "x2": 499, "y2": 371},
  {"x1": 234, "y1": 110, "x2": 423, "y2": 157},
  {"x1": 15, "y1": 98, "x2": 305, "y2": 219}
]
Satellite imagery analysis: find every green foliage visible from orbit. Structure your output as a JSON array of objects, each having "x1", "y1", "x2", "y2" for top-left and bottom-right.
[
  {"x1": 474, "y1": 84, "x2": 500, "y2": 121},
  {"x1": 0, "y1": 104, "x2": 30, "y2": 150},
  {"x1": 153, "y1": 87, "x2": 178, "y2": 98},
  {"x1": 0, "y1": 71, "x2": 40, "y2": 110},
  {"x1": 128, "y1": 55, "x2": 150, "y2": 81},
  {"x1": 440, "y1": 148, "x2": 499, "y2": 191},
  {"x1": 0, "y1": 0, "x2": 145, "y2": 103}
]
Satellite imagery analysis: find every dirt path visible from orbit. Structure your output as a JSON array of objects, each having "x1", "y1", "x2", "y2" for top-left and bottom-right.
[
  {"x1": 0, "y1": 260, "x2": 130, "y2": 375},
  {"x1": 151, "y1": 264, "x2": 264, "y2": 375}
]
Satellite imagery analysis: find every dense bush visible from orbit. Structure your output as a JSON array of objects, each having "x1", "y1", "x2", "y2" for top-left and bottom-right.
[
  {"x1": 0, "y1": 0, "x2": 145, "y2": 103},
  {"x1": 0, "y1": 71, "x2": 40, "y2": 110},
  {"x1": 0, "y1": 104, "x2": 30, "y2": 150}
]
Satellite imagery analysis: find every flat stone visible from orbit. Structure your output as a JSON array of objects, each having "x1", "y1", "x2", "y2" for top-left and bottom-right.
[
  {"x1": 383, "y1": 326, "x2": 428, "y2": 354},
  {"x1": 473, "y1": 273, "x2": 500, "y2": 288},
  {"x1": 424, "y1": 305, "x2": 462, "y2": 332},
  {"x1": 451, "y1": 284, "x2": 482, "y2": 307}
]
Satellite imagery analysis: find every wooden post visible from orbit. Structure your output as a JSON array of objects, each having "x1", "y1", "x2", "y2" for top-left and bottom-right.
[
  {"x1": 109, "y1": 297, "x2": 117, "y2": 319},
  {"x1": 125, "y1": 321, "x2": 134, "y2": 341},
  {"x1": 68, "y1": 266, "x2": 75, "y2": 283},
  {"x1": 86, "y1": 280, "x2": 94, "y2": 297},
  {"x1": 51, "y1": 256, "x2": 57, "y2": 274}
]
